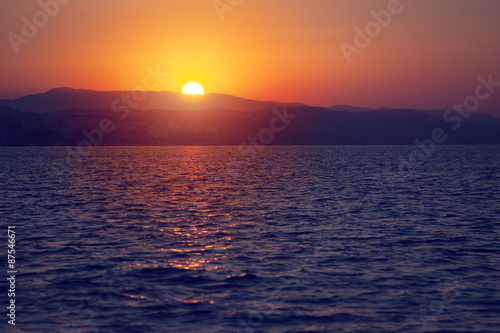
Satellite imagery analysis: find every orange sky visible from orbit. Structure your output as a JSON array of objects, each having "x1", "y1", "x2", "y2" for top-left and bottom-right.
[{"x1": 1, "y1": 0, "x2": 500, "y2": 113}]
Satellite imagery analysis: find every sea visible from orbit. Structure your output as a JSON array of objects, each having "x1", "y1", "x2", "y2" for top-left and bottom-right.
[{"x1": 1, "y1": 145, "x2": 499, "y2": 333}]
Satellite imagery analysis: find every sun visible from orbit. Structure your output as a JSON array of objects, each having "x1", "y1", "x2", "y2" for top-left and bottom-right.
[{"x1": 182, "y1": 82, "x2": 205, "y2": 95}]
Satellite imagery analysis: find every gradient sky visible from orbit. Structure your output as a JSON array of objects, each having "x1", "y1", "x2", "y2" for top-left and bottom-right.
[{"x1": 1, "y1": 0, "x2": 500, "y2": 113}]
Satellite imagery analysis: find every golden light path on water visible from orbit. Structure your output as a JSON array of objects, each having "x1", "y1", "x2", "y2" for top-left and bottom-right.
[
  {"x1": 115, "y1": 147, "x2": 239, "y2": 305},
  {"x1": 127, "y1": 221, "x2": 234, "y2": 270}
]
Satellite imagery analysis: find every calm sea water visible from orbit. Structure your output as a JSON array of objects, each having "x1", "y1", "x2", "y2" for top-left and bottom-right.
[{"x1": 1, "y1": 146, "x2": 499, "y2": 333}]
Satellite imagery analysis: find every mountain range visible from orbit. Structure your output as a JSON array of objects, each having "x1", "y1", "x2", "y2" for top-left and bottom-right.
[{"x1": 1, "y1": 88, "x2": 499, "y2": 146}]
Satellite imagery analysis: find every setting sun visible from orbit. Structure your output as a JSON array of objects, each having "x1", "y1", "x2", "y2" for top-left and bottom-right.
[{"x1": 182, "y1": 82, "x2": 204, "y2": 95}]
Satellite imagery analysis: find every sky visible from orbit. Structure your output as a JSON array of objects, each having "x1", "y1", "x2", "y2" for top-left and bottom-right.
[{"x1": 1, "y1": 0, "x2": 500, "y2": 114}]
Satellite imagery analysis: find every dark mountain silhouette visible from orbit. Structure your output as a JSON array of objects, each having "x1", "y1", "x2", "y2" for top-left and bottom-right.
[
  {"x1": 0, "y1": 89, "x2": 499, "y2": 146},
  {"x1": 0, "y1": 87, "x2": 302, "y2": 113},
  {"x1": 325, "y1": 105, "x2": 375, "y2": 112}
]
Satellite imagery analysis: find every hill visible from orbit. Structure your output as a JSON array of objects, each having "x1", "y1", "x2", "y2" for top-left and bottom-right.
[{"x1": 1, "y1": 101, "x2": 500, "y2": 146}]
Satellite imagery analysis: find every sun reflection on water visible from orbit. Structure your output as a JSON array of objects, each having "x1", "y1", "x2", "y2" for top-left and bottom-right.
[
  {"x1": 122, "y1": 147, "x2": 237, "y2": 272},
  {"x1": 127, "y1": 219, "x2": 234, "y2": 271}
]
